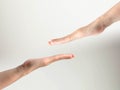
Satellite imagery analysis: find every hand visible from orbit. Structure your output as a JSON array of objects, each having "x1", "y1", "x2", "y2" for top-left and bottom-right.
[
  {"x1": 49, "y1": 23, "x2": 105, "y2": 45},
  {"x1": 0, "y1": 54, "x2": 74, "y2": 89},
  {"x1": 19, "y1": 54, "x2": 74, "y2": 75},
  {"x1": 49, "y1": 2, "x2": 120, "y2": 45}
]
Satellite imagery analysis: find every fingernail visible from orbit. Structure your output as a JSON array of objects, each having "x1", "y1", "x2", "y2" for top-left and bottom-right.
[
  {"x1": 48, "y1": 41, "x2": 52, "y2": 45},
  {"x1": 71, "y1": 54, "x2": 74, "y2": 58}
]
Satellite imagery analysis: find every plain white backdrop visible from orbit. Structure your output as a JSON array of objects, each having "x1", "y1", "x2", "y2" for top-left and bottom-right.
[{"x1": 0, "y1": 0, "x2": 120, "y2": 90}]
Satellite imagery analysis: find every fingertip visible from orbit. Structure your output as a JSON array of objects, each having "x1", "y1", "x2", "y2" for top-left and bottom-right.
[
  {"x1": 49, "y1": 40, "x2": 58, "y2": 45},
  {"x1": 71, "y1": 54, "x2": 74, "y2": 58},
  {"x1": 65, "y1": 54, "x2": 74, "y2": 59},
  {"x1": 69, "y1": 54, "x2": 74, "y2": 59},
  {"x1": 48, "y1": 41, "x2": 53, "y2": 45}
]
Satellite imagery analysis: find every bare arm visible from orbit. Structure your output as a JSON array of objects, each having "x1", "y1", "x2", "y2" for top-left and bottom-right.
[
  {"x1": 49, "y1": 2, "x2": 120, "y2": 45},
  {"x1": 0, "y1": 54, "x2": 74, "y2": 89}
]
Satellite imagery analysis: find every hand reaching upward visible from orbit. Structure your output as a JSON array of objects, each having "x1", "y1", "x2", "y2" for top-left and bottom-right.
[{"x1": 0, "y1": 54, "x2": 74, "y2": 89}]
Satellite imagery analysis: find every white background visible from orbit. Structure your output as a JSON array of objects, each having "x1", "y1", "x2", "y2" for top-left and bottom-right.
[{"x1": 0, "y1": 0, "x2": 120, "y2": 90}]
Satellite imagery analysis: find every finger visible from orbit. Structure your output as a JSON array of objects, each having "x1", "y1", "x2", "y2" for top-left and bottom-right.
[
  {"x1": 48, "y1": 35, "x2": 74, "y2": 45},
  {"x1": 43, "y1": 54, "x2": 74, "y2": 65},
  {"x1": 49, "y1": 30, "x2": 80, "y2": 45},
  {"x1": 49, "y1": 26, "x2": 89, "y2": 45}
]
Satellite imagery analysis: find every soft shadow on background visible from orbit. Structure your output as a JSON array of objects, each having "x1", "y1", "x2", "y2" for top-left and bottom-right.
[{"x1": 0, "y1": 0, "x2": 120, "y2": 90}]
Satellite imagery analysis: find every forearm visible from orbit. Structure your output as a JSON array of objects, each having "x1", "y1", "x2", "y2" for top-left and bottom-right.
[
  {"x1": 0, "y1": 60, "x2": 34, "y2": 89},
  {"x1": 0, "y1": 66, "x2": 25, "y2": 89},
  {"x1": 105, "y1": 1, "x2": 120, "y2": 23},
  {"x1": 90, "y1": 2, "x2": 120, "y2": 30},
  {"x1": 0, "y1": 60, "x2": 38, "y2": 89}
]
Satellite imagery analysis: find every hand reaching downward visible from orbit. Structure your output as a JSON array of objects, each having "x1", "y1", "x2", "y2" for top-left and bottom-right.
[{"x1": 49, "y1": 2, "x2": 120, "y2": 45}]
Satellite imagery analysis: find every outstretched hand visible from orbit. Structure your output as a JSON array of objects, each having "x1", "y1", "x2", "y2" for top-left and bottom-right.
[
  {"x1": 0, "y1": 54, "x2": 74, "y2": 89},
  {"x1": 49, "y1": 2, "x2": 120, "y2": 45},
  {"x1": 49, "y1": 23, "x2": 105, "y2": 45},
  {"x1": 20, "y1": 54, "x2": 74, "y2": 75}
]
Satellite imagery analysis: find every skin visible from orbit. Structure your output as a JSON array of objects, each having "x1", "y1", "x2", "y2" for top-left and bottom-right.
[
  {"x1": 0, "y1": 54, "x2": 74, "y2": 89},
  {"x1": 49, "y1": 2, "x2": 120, "y2": 45},
  {"x1": 1, "y1": 1, "x2": 120, "y2": 90}
]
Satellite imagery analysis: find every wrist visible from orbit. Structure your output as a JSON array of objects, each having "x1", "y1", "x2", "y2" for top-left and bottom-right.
[{"x1": 89, "y1": 15, "x2": 113, "y2": 33}]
